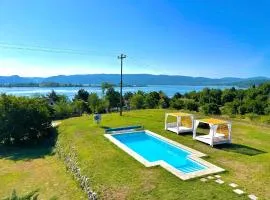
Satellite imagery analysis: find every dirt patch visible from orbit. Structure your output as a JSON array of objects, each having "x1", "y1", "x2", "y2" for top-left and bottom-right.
[{"x1": 100, "y1": 186, "x2": 130, "y2": 200}]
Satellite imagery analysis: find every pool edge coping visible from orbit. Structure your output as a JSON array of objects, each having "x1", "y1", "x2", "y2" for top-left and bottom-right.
[{"x1": 104, "y1": 130, "x2": 225, "y2": 180}]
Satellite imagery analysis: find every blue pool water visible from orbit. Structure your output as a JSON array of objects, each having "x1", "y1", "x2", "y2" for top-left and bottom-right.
[{"x1": 113, "y1": 131, "x2": 206, "y2": 174}]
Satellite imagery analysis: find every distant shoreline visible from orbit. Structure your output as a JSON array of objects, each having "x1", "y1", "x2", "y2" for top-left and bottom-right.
[{"x1": 0, "y1": 84, "x2": 147, "y2": 88}]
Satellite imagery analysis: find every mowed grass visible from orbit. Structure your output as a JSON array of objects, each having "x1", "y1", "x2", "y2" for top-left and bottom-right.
[
  {"x1": 0, "y1": 145, "x2": 85, "y2": 199},
  {"x1": 57, "y1": 109, "x2": 270, "y2": 200}
]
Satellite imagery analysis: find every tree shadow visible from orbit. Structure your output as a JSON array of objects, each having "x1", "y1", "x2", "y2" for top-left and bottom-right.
[
  {"x1": 216, "y1": 143, "x2": 267, "y2": 156},
  {"x1": 0, "y1": 128, "x2": 58, "y2": 161},
  {"x1": 177, "y1": 131, "x2": 193, "y2": 136},
  {"x1": 100, "y1": 126, "x2": 111, "y2": 130}
]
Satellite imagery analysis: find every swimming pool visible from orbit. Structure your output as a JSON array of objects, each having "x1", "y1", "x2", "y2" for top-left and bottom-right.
[{"x1": 105, "y1": 130, "x2": 224, "y2": 180}]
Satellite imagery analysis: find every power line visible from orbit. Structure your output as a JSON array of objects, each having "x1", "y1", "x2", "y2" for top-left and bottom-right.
[
  {"x1": 0, "y1": 42, "x2": 157, "y2": 72},
  {"x1": 0, "y1": 42, "x2": 116, "y2": 58}
]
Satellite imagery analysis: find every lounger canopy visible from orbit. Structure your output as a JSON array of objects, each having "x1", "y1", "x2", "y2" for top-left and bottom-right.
[
  {"x1": 165, "y1": 112, "x2": 194, "y2": 134},
  {"x1": 193, "y1": 118, "x2": 232, "y2": 147}
]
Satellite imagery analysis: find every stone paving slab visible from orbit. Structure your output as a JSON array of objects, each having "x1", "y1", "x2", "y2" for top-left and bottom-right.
[
  {"x1": 214, "y1": 175, "x2": 221, "y2": 178},
  {"x1": 229, "y1": 183, "x2": 238, "y2": 188},
  {"x1": 233, "y1": 189, "x2": 245, "y2": 195},
  {"x1": 207, "y1": 176, "x2": 214, "y2": 179},
  {"x1": 215, "y1": 179, "x2": 224, "y2": 184},
  {"x1": 200, "y1": 178, "x2": 207, "y2": 182},
  {"x1": 248, "y1": 194, "x2": 258, "y2": 200}
]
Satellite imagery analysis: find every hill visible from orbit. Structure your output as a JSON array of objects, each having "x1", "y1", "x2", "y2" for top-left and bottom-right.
[{"x1": 0, "y1": 74, "x2": 269, "y2": 87}]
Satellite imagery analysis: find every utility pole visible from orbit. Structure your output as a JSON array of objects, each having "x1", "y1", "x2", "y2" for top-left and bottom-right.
[{"x1": 118, "y1": 54, "x2": 126, "y2": 116}]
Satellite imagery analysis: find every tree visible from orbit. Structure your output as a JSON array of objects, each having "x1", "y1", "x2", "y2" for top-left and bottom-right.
[
  {"x1": 184, "y1": 91, "x2": 199, "y2": 101},
  {"x1": 88, "y1": 93, "x2": 100, "y2": 113},
  {"x1": 210, "y1": 89, "x2": 222, "y2": 105},
  {"x1": 74, "y1": 89, "x2": 89, "y2": 102},
  {"x1": 47, "y1": 90, "x2": 59, "y2": 102},
  {"x1": 72, "y1": 99, "x2": 85, "y2": 116},
  {"x1": 74, "y1": 89, "x2": 90, "y2": 113},
  {"x1": 170, "y1": 98, "x2": 184, "y2": 110},
  {"x1": 0, "y1": 95, "x2": 52, "y2": 145},
  {"x1": 173, "y1": 92, "x2": 182, "y2": 99},
  {"x1": 264, "y1": 104, "x2": 270, "y2": 115},
  {"x1": 123, "y1": 92, "x2": 133, "y2": 109},
  {"x1": 145, "y1": 92, "x2": 160, "y2": 108},
  {"x1": 199, "y1": 88, "x2": 211, "y2": 104},
  {"x1": 158, "y1": 91, "x2": 170, "y2": 108},
  {"x1": 130, "y1": 94, "x2": 145, "y2": 109},
  {"x1": 221, "y1": 88, "x2": 236, "y2": 105},
  {"x1": 101, "y1": 82, "x2": 114, "y2": 95},
  {"x1": 123, "y1": 92, "x2": 133, "y2": 101},
  {"x1": 184, "y1": 99, "x2": 199, "y2": 111},
  {"x1": 54, "y1": 100, "x2": 73, "y2": 119},
  {"x1": 222, "y1": 101, "x2": 239, "y2": 115},
  {"x1": 201, "y1": 103, "x2": 221, "y2": 115},
  {"x1": 105, "y1": 88, "x2": 120, "y2": 111},
  {"x1": 97, "y1": 98, "x2": 109, "y2": 113}
]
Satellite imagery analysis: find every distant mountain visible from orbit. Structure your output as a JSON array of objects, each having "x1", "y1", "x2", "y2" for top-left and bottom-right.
[
  {"x1": 0, "y1": 74, "x2": 269, "y2": 87},
  {"x1": 0, "y1": 75, "x2": 43, "y2": 84}
]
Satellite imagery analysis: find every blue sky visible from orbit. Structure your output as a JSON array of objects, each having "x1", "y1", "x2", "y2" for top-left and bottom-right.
[{"x1": 0, "y1": 0, "x2": 269, "y2": 78}]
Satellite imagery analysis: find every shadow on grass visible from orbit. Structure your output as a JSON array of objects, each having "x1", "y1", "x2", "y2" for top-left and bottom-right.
[
  {"x1": 0, "y1": 128, "x2": 58, "y2": 161},
  {"x1": 100, "y1": 126, "x2": 111, "y2": 129},
  {"x1": 216, "y1": 143, "x2": 267, "y2": 156}
]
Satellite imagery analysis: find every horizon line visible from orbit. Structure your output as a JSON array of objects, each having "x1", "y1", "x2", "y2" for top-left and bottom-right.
[{"x1": 0, "y1": 74, "x2": 269, "y2": 79}]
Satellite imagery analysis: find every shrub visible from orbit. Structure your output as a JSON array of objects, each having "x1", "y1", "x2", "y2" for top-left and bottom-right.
[
  {"x1": 184, "y1": 99, "x2": 199, "y2": 111},
  {"x1": 144, "y1": 92, "x2": 160, "y2": 109},
  {"x1": 222, "y1": 101, "x2": 239, "y2": 115},
  {"x1": 88, "y1": 93, "x2": 100, "y2": 113},
  {"x1": 130, "y1": 94, "x2": 145, "y2": 109},
  {"x1": 0, "y1": 95, "x2": 52, "y2": 145},
  {"x1": 105, "y1": 88, "x2": 120, "y2": 111},
  {"x1": 200, "y1": 103, "x2": 221, "y2": 115},
  {"x1": 72, "y1": 99, "x2": 85, "y2": 116},
  {"x1": 3, "y1": 189, "x2": 39, "y2": 200},
  {"x1": 97, "y1": 99, "x2": 109, "y2": 113},
  {"x1": 123, "y1": 92, "x2": 133, "y2": 101},
  {"x1": 74, "y1": 89, "x2": 89, "y2": 102},
  {"x1": 170, "y1": 99, "x2": 184, "y2": 110},
  {"x1": 264, "y1": 104, "x2": 270, "y2": 115},
  {"x1": 53, "y1": 100, "x2": 73, "y2": 119}
]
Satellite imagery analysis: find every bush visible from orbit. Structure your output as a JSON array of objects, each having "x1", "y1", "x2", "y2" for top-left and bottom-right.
[
  {"x1": 0, "y1": 95, "x2": 52, "y2": 145},
  {"x1": 73, "y1": 89, "x2": 90, "y2": 113},
  {"x1": 3, "y1": 189, "x2": 39, "y2": 200},
  {"x1": 200, "y1": 103, "x2": 221, "y2": 115},
  {"x1": 222, "y1": 101, "x2": 239, "y2": 115},
  {"x1": 246, "y1": 113, "x2": 259, "y2": 121},
  {"x1": 170, "y1": 99, "x2": 184, "y2": 110},
  {"x1": 184, "y1": 99, "x2": 199, "y2": 111},
  {"x1": 105, "y1": 88, "x2": 120, "y2": 111},
  {"x1": 144, "y1": 92, "x2": 160, "y2": 109},
  {"x1": 53, "y1": 100, "x2": 73, "y2": 119},
  {"x1": 97, "y1": 99, "x2": 109, "y2": 113},
  {"x1": 264, "y1": 104, "x2": 270, "y2": 115},
  {"x1": 88, "y1": 93, "x2": 100, "y2": 113},
  {"x1": 72, "y1": 99, "x2": 85, "y2": 116},
  {"x1": 74, "y1": 89, "x2": 89, "y2": 102},
  {"x1": 130, "y1": 94, "x2": 145, "y2": 109}
]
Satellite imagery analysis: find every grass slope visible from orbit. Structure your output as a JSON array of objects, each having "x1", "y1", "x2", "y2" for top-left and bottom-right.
[
  {"x1": 57, "y1": 109, "x2": 270, "y2": 200},
  {"x1": 0, "y1": 145, "x2": 85, "y2": 199}
]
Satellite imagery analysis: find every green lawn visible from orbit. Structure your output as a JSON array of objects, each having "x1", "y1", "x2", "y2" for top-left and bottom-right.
[
  {"x1": 0, "y1": 144, "x2": 85, "y2": 199},
  {"x1": 1, "y1": 109, "x2": 269, "y2": 200},
  {"x1": 57, "y1": 109, "x2": 270, "y2": 200}
]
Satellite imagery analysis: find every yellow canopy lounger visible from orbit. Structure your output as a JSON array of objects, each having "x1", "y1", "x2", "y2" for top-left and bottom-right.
[
  {"x1": 165, "y1": 112, "x2": 194, "y2": 134},
  {"x1": 193, "y1": 118, "x2": 232, "y2": 147}
]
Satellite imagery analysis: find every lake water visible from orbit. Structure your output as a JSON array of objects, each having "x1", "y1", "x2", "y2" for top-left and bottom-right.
[{"x1": 0, "y1": 85, "x2": 237, "y2": 99}]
